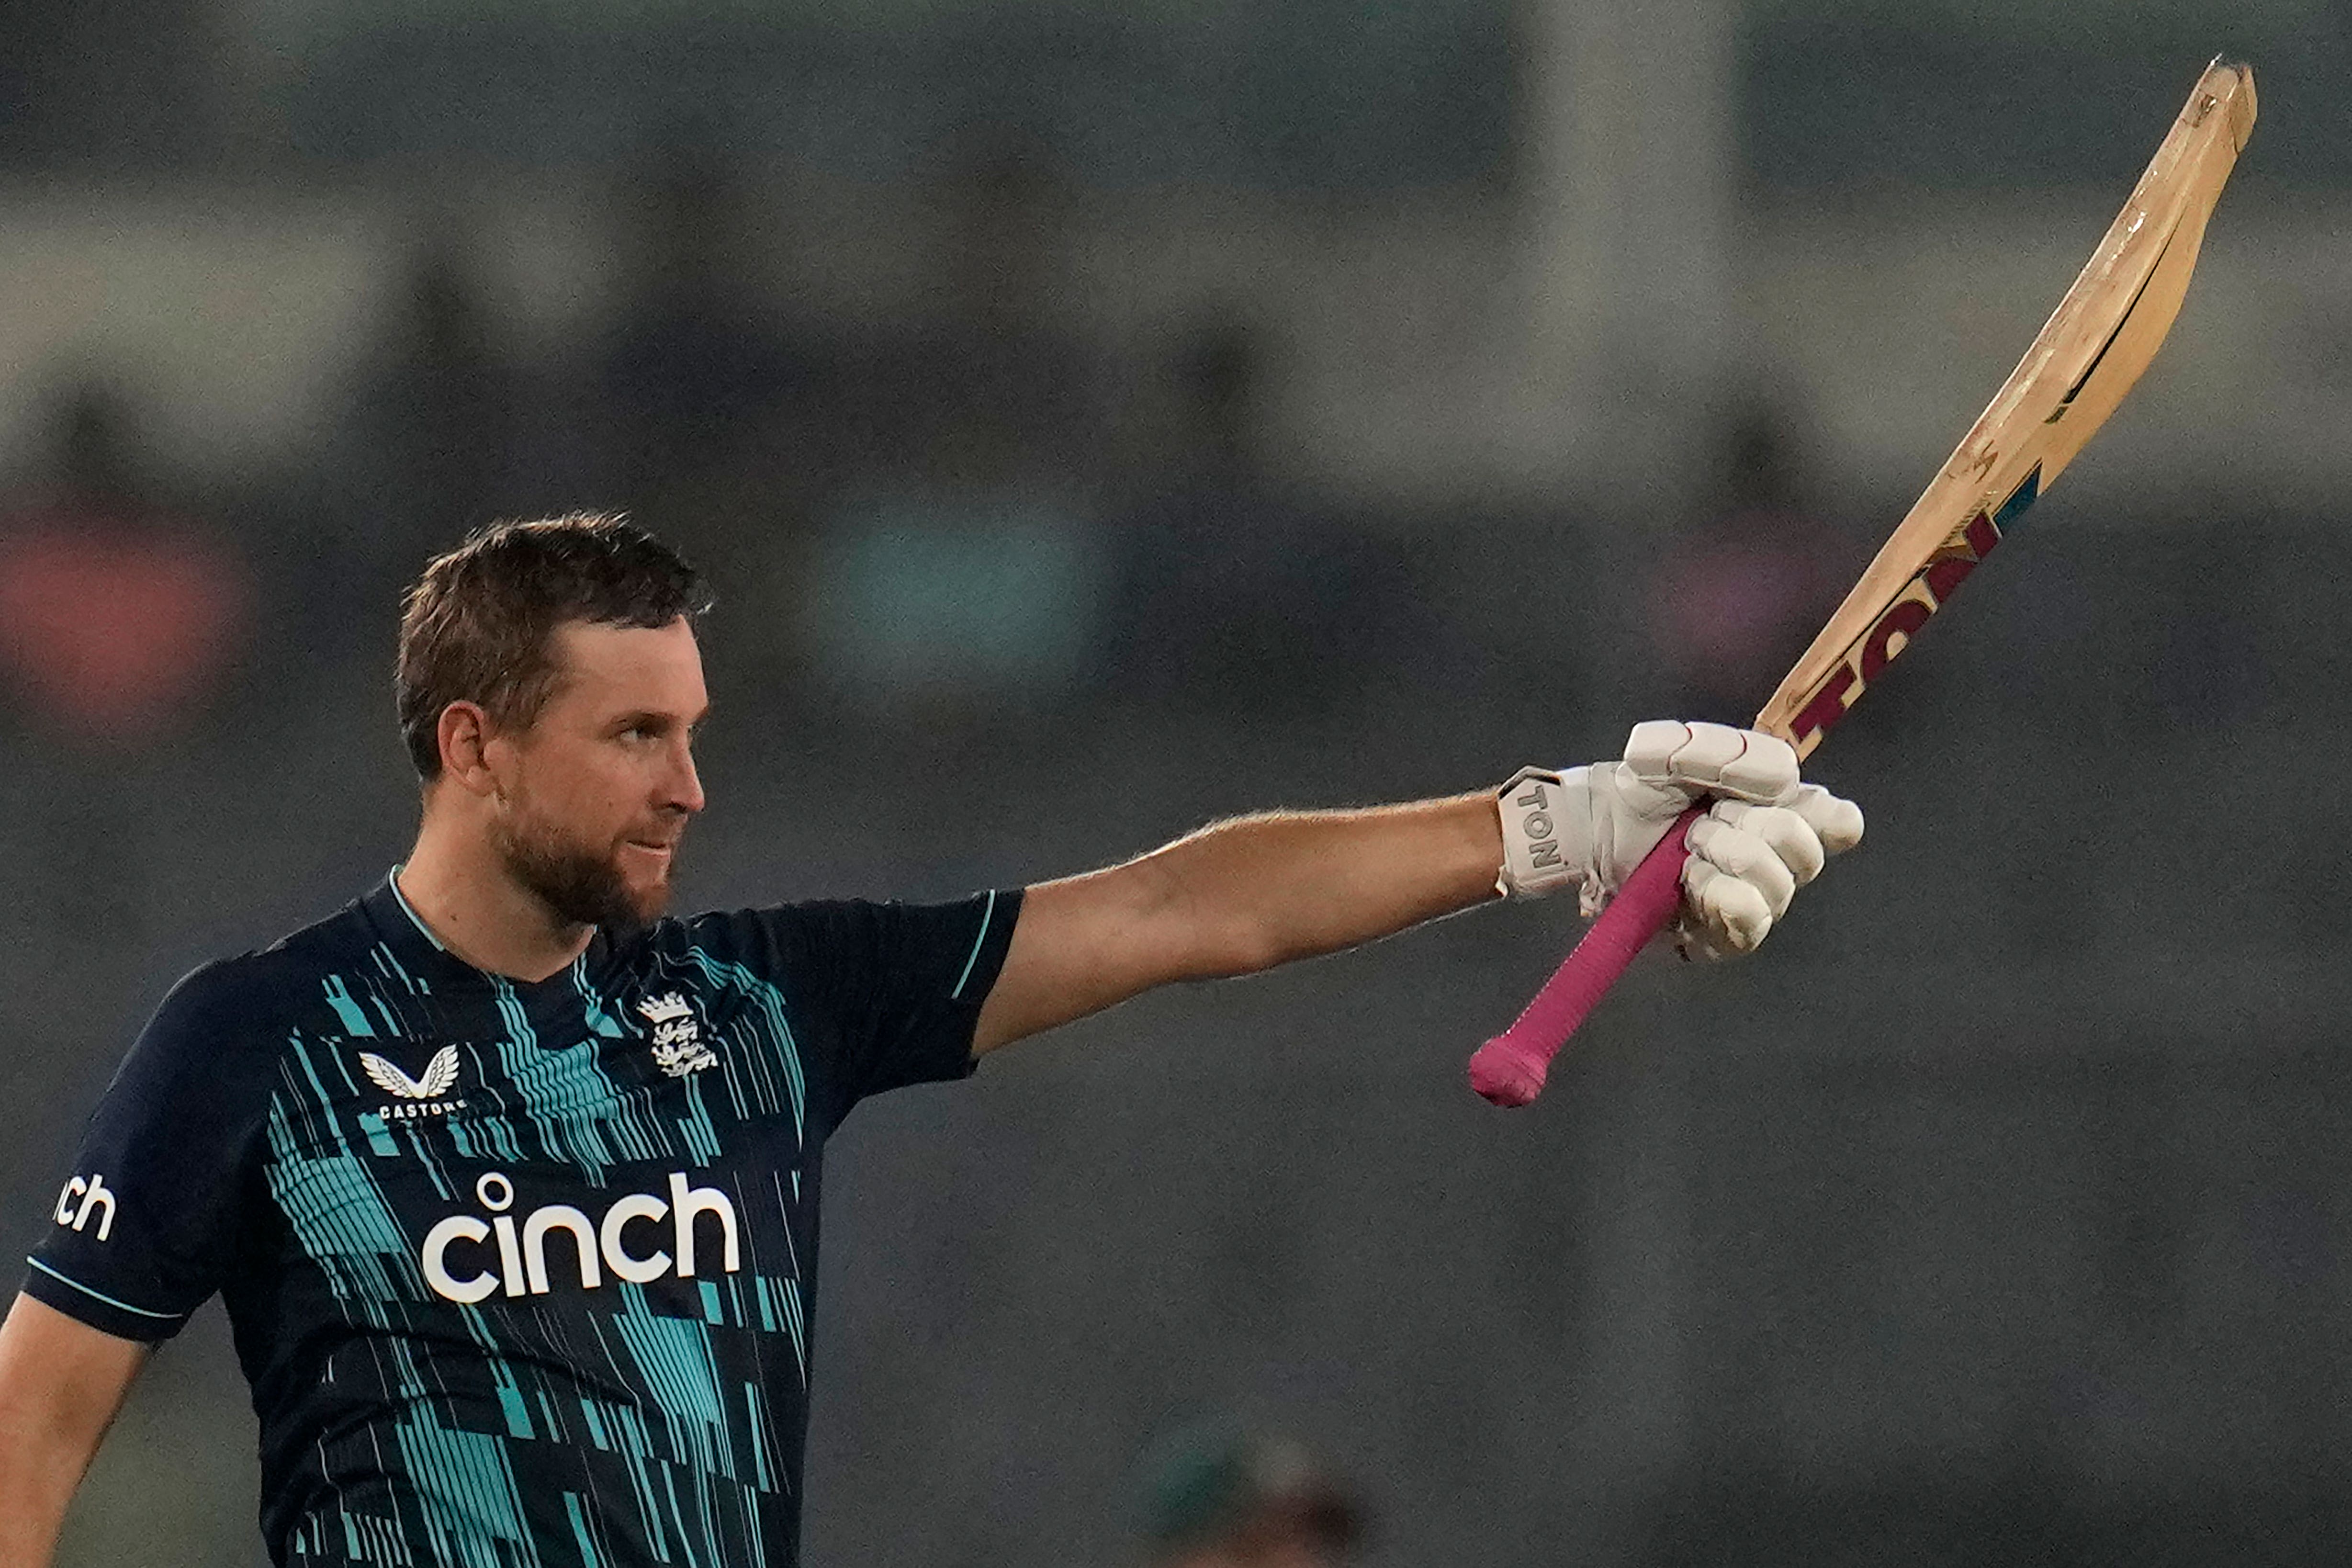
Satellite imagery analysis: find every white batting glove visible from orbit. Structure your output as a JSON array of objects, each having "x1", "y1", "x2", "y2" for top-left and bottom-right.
[{"x1": 1496, "y1": 720, "x2": 1864, "y2": 958}]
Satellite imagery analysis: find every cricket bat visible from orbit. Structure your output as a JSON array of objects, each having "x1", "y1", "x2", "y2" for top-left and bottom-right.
[{"x1": 1470, "y1": 58, "x2": 2257, "y2": 1108}]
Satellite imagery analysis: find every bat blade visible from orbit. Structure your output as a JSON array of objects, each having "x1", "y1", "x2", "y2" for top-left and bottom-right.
[
  {"x1": 1760, "y1": 58, "x2": 2256, "y2": 756},
  {"x1": 1468, "y1": 60, "x2": 2256, "y2": 1107}
]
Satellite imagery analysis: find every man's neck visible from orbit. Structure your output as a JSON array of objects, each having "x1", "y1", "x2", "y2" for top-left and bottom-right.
[{"x1": 397, "y1": 820, "x2": 593, "y2": 984}]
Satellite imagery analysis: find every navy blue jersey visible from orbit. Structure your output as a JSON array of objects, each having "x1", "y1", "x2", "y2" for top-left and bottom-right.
[{"x1": 24, "y1": 873, "x2": 1021, "y2": 1568}]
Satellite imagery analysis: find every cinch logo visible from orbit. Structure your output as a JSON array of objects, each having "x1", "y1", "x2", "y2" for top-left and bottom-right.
[
  {"x1": 54, "y1": 1174, "x2": 116, "y2": 1241},
  {"x1": 420, "y1": 1171, "x2": 742, "y2": 1305}
]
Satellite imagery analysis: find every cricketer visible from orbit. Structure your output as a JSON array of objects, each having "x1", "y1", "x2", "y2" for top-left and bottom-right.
[{"x1": 0, "y1": 514, "x2": 1859, "y2": 1567}]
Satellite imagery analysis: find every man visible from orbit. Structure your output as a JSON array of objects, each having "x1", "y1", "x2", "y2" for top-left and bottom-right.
[{"x1": 0, "y1": 515, "x2": 1860, "y2": 1567}]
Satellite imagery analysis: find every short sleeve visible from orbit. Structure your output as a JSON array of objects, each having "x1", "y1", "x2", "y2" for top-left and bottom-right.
[
  {"x1": 692, "y1": 889, "x2": 1022, "y2": 1129},
  {"x1": 23, "y1": 964, "x2": 274, "y2": 1342}
]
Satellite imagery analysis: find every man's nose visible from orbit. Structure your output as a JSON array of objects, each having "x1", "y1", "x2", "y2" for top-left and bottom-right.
[{"x1": 665, "y1": 740, "x2": 706, "y2": 816}]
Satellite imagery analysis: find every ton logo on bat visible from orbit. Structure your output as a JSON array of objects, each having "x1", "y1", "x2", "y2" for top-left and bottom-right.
[{"x1": 1789, "y1": 464, "x2": 2043, "y2": 750}]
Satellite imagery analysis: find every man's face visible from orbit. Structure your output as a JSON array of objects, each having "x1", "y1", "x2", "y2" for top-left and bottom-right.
[{"x1": 486, "y1": 617, "x2": 708, "y2": 930}]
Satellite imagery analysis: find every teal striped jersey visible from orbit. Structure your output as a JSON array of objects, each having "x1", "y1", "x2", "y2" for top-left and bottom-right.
[{"x1": 26, "y1": 873, "x2": 1021, "y2": 1567}]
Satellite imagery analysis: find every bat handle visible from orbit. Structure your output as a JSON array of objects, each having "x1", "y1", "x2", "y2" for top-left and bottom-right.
[{"x1": 1466, "y1": 805, "x2": 1699, "y2": 1107}]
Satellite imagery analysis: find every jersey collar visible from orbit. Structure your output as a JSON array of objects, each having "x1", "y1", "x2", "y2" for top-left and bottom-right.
[{"x1": 361, "y1": 868, "x2": 620, "y2": 1005}]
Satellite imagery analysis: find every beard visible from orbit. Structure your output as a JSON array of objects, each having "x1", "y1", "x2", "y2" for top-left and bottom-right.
[{"x1": 490, "y1": 809, "x2": 676, "y2": 933}]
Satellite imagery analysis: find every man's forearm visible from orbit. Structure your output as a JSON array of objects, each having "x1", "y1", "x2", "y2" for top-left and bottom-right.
[
  {"x1": 0, "y1": 1296, "x2": 147, "y2": 1568},
  {"x1": 0, "y1": 1429, "x2": 74, "y2": 1568},
  {"x1": 0, "y1": 1392, "x2": 86, "y2": 1568},
  {"x1": 1136, "y1": 790, "x2": 1504, "y2": 977}
]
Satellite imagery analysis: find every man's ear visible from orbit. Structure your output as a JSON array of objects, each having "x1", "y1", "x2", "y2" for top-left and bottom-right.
[{"x1": 436, "y1": 701, "x2": 502, "y2": 797}]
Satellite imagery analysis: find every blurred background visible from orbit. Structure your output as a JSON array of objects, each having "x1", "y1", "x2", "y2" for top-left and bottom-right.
[{"x1": 2, "y1": 0, "x2": 2349, "y2": 1563}]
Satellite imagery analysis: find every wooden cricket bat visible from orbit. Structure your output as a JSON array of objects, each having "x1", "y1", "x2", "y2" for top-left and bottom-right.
[{"x1": 1470, "y1": 58, "x2": 2257, "y2": 1108}]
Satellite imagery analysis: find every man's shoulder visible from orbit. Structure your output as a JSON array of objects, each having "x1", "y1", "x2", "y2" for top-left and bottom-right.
[
  {"x1": 625, "y1": 901, "x2": 870, "y2": 993},
  {"x1": 656, "y1": 898, "x2": 895, "y2": 959},
  {"x1": 92, "y1": 902, "x2": 382, "y2": 1127},
  {"x1": 648, "y1": 891, "x2": 1015, "y2": 983},
  {"x1": 147, "y1": 896, "x2": 383, "y2": 1049}
]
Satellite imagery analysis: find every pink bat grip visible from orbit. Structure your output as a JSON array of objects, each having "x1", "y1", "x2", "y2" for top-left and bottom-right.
[{"x1": 1466, "y1": 806, "x2": 1700, "y2": 1107}]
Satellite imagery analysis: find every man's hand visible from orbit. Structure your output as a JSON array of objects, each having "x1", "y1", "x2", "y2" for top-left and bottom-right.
[{"x1": 1496, "y1": 720, "x2": 1863, "y2": 958}]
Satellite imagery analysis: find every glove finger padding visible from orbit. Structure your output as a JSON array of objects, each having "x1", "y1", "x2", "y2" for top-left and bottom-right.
[
  {"x1": 1705, "y1": 801, "x2": 1825, "y2": 889},
  {"x1": 1686, "y1": 811, "x2": 1800, "y2": 917},
  {"x1": 1791, "y1": 782, "x2": 1865, "y2": 858},
  {"x1": 1675, "y1": 788, "x2": 1859, "y2": 959},
  {"x1": 1624, "y1": 720, "x2": 1801, "y2": 806},
  {"x1": 1678, "y1": 858, "x2": 1775, "y2": 955}
]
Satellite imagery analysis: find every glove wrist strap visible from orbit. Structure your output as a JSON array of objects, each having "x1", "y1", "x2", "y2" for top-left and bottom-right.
[{"x1": 1496, "y1": 766, "x2": 1584, "y2": 901}]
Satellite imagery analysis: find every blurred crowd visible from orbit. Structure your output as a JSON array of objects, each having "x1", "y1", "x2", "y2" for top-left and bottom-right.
[{"x1": 0, "y1": 133, "x2": 1476, "y2": 766}]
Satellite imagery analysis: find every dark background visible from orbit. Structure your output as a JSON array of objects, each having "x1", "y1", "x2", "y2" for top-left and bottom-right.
[{"x1": 1, "y1": 1, "x2": 2347, "y2": 1562}]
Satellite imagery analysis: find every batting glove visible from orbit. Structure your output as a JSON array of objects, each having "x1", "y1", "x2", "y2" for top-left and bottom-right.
[{"x1": 1496, "y1": 720, "x2": 1864, "y2": 958}]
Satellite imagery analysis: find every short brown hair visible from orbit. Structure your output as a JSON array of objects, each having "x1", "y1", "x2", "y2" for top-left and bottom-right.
[{"x1": 395, "y1": 513, "x2": 709, "y2": 779}]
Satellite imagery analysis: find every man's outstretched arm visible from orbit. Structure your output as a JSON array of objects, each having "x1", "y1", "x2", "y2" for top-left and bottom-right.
[
  {"x1": 975, "y1": 791, "x2": 1505, "y2": 1053},
  {"x1": 0, "y1": 1293, "x2": 149, "y2": 1568},
  {"x1": 972, "y1": 721, "x2": 1863, "y2": 1054}
]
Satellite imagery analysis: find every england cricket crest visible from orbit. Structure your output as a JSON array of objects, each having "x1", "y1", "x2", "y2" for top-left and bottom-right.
[{"x1": 638, "y1": 992, "x2": 717, "y2": 1079}]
